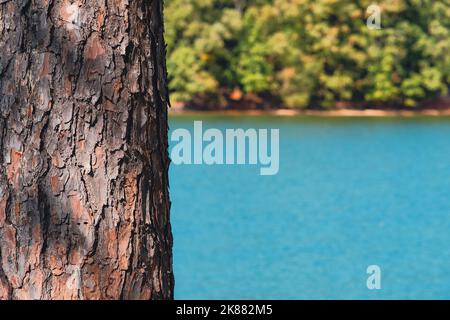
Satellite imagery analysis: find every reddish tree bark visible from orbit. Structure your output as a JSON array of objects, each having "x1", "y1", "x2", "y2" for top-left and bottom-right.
[{"x1": 0, "y1": 0, "x2": 173, "y2": 299}]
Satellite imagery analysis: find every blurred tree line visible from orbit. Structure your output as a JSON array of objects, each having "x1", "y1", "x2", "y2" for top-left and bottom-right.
[{"x1": 165, "y1": 0, "x2": 450, "y2": 109}]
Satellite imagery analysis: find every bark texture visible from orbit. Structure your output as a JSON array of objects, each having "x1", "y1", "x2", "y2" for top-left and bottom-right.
[{"x1": 0, "y1": 0, "x2": 173, "y2": 299}]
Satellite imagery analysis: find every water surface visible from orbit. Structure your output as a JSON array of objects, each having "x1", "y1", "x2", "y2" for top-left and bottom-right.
[{"x1": 169, "y1": 115, "x2": 450, "y2": 299}]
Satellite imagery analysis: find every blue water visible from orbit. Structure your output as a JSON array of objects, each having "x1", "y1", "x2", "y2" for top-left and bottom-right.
[{"x1": 169, "y1": 115, "x2": 450, "y2": 299}]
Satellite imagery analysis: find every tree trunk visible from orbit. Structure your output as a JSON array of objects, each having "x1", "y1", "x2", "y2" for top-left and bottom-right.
[{"x1": 0, "y1": 0, "x2": 173, "y2": 299}]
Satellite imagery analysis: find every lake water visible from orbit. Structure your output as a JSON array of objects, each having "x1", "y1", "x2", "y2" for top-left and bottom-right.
[{"x1": 169, "y1": 115, "x2": 450, "y2": 299}]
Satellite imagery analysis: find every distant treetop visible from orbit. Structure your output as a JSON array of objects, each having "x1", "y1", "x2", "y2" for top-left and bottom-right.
[{"x1": 166, "y1": 0, "x2": 450, "y2": 110}]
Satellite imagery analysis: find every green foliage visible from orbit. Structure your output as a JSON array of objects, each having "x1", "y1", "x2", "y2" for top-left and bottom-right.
[{"x1": 165, "y1": 0, "x2": 450, "y2": 108}]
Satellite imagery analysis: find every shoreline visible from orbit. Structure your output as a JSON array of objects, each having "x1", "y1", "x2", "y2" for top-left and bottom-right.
[{"x1": 168, "y1": 108, "x2": 450, "y2": 117}]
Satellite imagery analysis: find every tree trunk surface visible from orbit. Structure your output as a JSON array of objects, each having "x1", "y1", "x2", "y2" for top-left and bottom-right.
[{"x1": 0, "y1": 0, "x2": 173, "y2": 299}]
